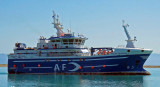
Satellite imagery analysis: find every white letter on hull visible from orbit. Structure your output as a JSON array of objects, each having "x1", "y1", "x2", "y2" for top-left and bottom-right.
[
  {"x1": 62, "y1": 64, "x2": 66, "y2": 71},
  {"x1": 54, "y1": 64, "x2": 60, "y2": 71}
]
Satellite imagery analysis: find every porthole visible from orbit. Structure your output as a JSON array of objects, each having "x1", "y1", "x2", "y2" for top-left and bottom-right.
[{"x1": 127, "y1": 50, "x2": 130, "y2": 52}]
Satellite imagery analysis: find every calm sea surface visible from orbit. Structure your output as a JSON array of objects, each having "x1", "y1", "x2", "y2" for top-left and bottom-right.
[{"x1": 0, "y1": 68, "x2": 159, "y2": 87}]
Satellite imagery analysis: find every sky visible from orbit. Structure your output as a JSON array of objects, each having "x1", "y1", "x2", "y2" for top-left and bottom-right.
[{"x1": 0, "y1": 0, "x2": 160, "y2": 54}]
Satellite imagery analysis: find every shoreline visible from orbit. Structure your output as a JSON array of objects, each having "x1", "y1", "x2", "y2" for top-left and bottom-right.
[
  {"x1": 143, "y1": 65, "x2": 160, "y2": 68},
  {"x1": 0, "y1": 64, "x2": 7, "y2": 67}
]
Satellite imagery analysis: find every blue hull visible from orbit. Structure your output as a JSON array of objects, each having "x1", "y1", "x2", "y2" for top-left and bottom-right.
[{"x1": 8, "y1": 54, "x2": 151, "y2": 75}]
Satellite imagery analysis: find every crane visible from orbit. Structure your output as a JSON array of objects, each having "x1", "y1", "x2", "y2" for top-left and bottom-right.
[{"x1": 122, "y1": 20, "x2": 137, "y2": 48}]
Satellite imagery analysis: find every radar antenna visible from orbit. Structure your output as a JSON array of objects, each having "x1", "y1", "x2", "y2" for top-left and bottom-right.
[
  {"x1": 122, "y1": 20, "x2": 137, "y2": 48},
  {"x1": 52, "y1": 11, "x2": 64, "y2": 37}
]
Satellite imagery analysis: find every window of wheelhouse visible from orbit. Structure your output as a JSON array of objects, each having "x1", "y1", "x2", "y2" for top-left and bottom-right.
[
  {"x1": 56, "y1": 40, "x2": 60, "y2": 42},
  {"x1": 62, "y1": 39, "x2": 74, "y2": 45},
  {"x1": 51, "y1": 40, "x2": 61, "y2": 43},
  {"x1": 75, "y1": 39, "x2": 78, "y2": 44},
  {"x1": 78, "y1": 39, "x2": 82, "y2": 45},
  {"x1": 51, "y1": 40, "x2": 55, "y2": 42},
  {"x1": 68, "y1": 39, "x2": 74, "y2": 44},
  {"x1": 74, "y1": 39, "x2": 84, "y2": 45},
  {"x1": 62, "y1": 39, "x2": 85, "y2": 45},
  {"x1": 63, "y1": 39, "x2": 68, "y2": 44}
]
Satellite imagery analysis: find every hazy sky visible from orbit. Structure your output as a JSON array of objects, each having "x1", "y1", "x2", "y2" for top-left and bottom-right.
[{"x1": 0, "y1": 0, "x2": 160, "y2": 54}]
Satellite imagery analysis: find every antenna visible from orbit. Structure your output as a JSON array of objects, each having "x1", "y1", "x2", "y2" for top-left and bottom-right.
[
  {"x1": 52, "y1": 11, "x2": 64, "y2": 37},
  {"x1": 67, "y1": 28, "x2": 71, "y2": 34},
  {"x1": 52, "y1": 11, "x2": 56, "y2": 17}
]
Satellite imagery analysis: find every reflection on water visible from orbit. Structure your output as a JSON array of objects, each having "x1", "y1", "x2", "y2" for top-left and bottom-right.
[
  {"x1": 1, "y1": 68, "x2": 160, "y2": 87},
  {"x1": 8, "y1": 74, "x2": 146, "y2": 87}
]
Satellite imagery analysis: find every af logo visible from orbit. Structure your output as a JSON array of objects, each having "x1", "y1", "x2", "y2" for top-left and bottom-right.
[{"x1": 54, "y1": 62, "x2": 80, "y2": 72}]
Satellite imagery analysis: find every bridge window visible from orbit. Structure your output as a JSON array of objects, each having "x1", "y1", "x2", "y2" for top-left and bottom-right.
[
  {"x1": 63, "y1": 39, "x2": 68, "y2": 42},
  {"x1": 69, "y1": 39, "x2": 74, "y2": 44},
  {"x1": 75, "y1": 39, "x2": 78, "y2": 42},
  {"x1": 79, "y1": 39, "x2": 82, "y2": 43},
  {"x1": 56, "y1": 40, "x2": 60, "y2": 42},
  {"x1": 51, "y1": 40, "x2": 55, "y2": 42},
  {"x1": 77, "y1": 39, "x2": 82, "y2": 45},
  {"x1": 63, "y1": 39, "x2": 69, "y2": 45},
  {"x1": 74, "y1": 39, "x2": 78, "y2": 44},
  {"x1": 69, "y1": 39, "x2": 74, "y2": 42},
  {"x1": 51, "y1": 40, "x2": 60, "y2": 42}
]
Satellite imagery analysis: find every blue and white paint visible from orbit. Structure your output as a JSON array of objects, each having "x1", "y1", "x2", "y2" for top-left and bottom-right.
[{"x1": 8, "y1": 12, "x2": 153, "y2": 75}]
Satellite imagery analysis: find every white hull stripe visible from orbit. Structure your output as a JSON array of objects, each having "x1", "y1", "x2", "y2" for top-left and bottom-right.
[
  {"x1": 9, "y1": 54, "x2": 132, "y2": 59},
  {"x1": 24, "y1": 67, "x2": 52, "y2": 69},
  {"x1": 86, "y1": 57, "x2": 127, "y2": 61},
  {"x1": 13, "y1": 57, "x2": 128, "y2": 63},
  {"x1": 9, "y1": 67, "x2": 53, "y2": 69},
  {"x1": 84, "y1": 64, "x2": 119, "y2": 68}
]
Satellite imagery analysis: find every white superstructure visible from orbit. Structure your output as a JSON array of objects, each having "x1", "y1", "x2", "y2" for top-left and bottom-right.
[{"x1": 8, "y1": 12, "x2": 152, "y2": 60}]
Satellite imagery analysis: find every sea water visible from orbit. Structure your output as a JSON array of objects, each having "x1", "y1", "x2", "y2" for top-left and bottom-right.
[{"x1": 0, "y1": 68, "x2": 159, "y2": 87}]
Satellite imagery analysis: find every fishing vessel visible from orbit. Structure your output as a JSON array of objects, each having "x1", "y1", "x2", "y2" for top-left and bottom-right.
[{"x1": 8, "y1": 12, "x2": 152, "y2": 75}]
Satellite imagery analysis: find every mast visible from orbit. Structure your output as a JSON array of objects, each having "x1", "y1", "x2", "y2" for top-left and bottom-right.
[
  {"x1": 52, "y1": 11, "x2": 64, "y2": 37},
  {"x1": 122, "y1": 20, "x2": 136, "y2": 48}
]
